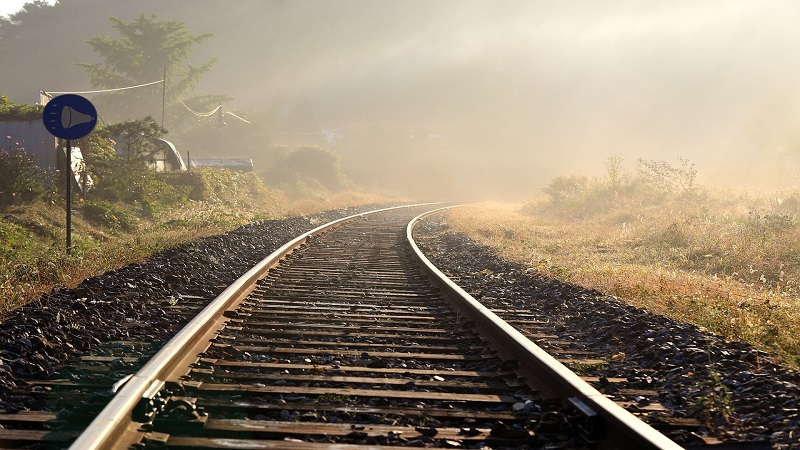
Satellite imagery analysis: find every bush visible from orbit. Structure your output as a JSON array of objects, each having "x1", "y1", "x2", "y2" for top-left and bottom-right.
[
  {"x1": 163, "y1": 168, "x2": 267, "y2": 204},
  {"x1": 0, "y1": 96, "x2": 43, "y2": 121},
  {"x1": 535, "y1": 156, "x2": 696, "y2": 219},
  {"x1": 267, "y1": 146, "x2": 348, "y2": 196},
  {"x1": 90, "y1": 163, "x2": 189, "y2": 215},
  {"x1": 0, "y1": 137, "x2": 44, "y2": 209},
  {"x1": 80, "y1": 200, "x2": 137, "y2": 231},
  {"x1": 637, "y1": 157, "x2": 697, "y2": 194}
]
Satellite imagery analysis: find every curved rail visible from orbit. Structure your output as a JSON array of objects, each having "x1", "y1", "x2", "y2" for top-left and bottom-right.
[
  {"x1": 406, "y1": 206, "x2": 683, "y2": 450},
  {"x1": 69, "y1": 203, "x2": 439, "y2": 450}
]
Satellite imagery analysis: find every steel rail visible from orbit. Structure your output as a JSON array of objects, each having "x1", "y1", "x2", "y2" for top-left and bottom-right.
[
  {"x1": 69, "y1": 203, "x2": 440, "y2": 450},
  {"x1": 406, "y1": 206, "x2": 684, "y2": 450}
]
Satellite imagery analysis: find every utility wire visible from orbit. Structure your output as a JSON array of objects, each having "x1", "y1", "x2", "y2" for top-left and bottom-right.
[
  {"x1": 223, "y1": 110, "x2": 251, "y2": 124},
  {"x1": 43, "y1": 79, "x2": 164, "y2": 97},
  {"x1": 179, "y1": 99, "x2": 221, "y2": 117},
  {"x1": 179, "y1": 99, "x2": 252, "y2": 124}
]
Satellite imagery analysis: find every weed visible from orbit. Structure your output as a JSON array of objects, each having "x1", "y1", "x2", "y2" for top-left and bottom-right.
[
  {"x1": 310, "y1": 365, "x2": 331, "y2": 375},
  {"x1": 317, "y1": 393, "x2": 350, "y2": 403},
  {"x1": 567, "y1": 361, "x2": 608, "y2": 373},
  {"x1": 694, "y1": 348, "x2": 734, "y2": 423}
]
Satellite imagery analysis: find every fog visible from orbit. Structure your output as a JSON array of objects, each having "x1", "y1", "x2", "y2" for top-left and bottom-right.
[
  {"x1": 202, "y1": 1, "x2": 800, "y2": 197},
  {"x1": 5, "y1": 0, "x2": 800, "y2": 199}
]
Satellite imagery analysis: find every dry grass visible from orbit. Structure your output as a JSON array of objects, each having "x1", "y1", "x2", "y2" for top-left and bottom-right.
[
  {"x1": 287, "y1": 190, "x2": 407, "y2": 215},
  {"x1": 447, "y1": 200, "x2": 800, "y2": 367}
]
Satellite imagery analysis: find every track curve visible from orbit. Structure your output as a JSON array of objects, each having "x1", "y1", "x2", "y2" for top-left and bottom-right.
[{"x1": 67, "y1": 204, "x2": 680, "y2": 449}]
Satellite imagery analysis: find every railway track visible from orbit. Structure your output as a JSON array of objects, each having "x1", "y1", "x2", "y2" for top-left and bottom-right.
[{"x1": 1, "y1": 205, "x2": 688, "y2": 449}]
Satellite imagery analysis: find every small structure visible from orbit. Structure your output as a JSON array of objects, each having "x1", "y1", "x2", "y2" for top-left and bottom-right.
[
  {"x1": 147, "y1": 139, "x2": 187, "y2": 172},
  {"x1": 188, "y1": 158, "x2": 253, "y2": 171}
]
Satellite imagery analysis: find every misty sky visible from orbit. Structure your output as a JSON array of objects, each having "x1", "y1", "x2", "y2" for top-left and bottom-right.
[
  {"x1": 4, "y1": 0, "x2": 800, "y2": 194},
  {"x1": 0, "y1": 0, "x2": 55, "y2": 17},
  {"x1": 205, "y1": 0, "x2": 800, "y2": 188}
]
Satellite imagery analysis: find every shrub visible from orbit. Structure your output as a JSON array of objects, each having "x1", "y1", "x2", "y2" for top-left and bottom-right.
[
  {"x1": 637, "y1": 157, "x2": 697, "y2": 194},
  {"x1": 0, "y1": 137, "x2": 44, "y2": 209},
  {"x1": 163, "y1": 168, "x2": 267, "y2": 204},
  {"x1": 90, "y1": 163, "x2": 189, "y2": 214},
  {"x1": 0, "y1": 96, "x2": 43, "y2": 121},
  {"x1": 536, "y1": 156, "x2": 697, "y2": 219},
  {"x1": 267, "y1": 146, "x2": 348, "y2": 196},
  {"x1": 80, "y1": 200, "x2": 137, "y2": 231}
]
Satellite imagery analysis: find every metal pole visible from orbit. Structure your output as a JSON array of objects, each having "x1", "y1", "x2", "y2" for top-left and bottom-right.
[
  {"x1": 66, "y1": 139, "x2": 72, "y2": 254},
  {"x1": 162, "y1": 66, "x2": 167, "y2": 128}
]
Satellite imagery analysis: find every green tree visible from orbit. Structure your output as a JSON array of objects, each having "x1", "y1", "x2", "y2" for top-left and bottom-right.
[
  {"x1": 102, "y1": 116, "x2": 167, "y2": 165},
  {"x1": 268, "y1": 146, "x2": 348, "y2": 196},
  {"x1": 77, "y1": 13, "x2": 216, "y2": 122}
]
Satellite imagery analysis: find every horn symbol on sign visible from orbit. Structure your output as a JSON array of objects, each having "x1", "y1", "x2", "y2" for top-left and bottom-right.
[{"x1": 61, "y1": 106, "x2": 93, "y2": 129}]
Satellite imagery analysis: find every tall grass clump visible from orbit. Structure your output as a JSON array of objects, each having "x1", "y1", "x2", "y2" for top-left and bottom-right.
[
  {"x1": 449, "y1": 156, "x2": 800, "y2": 366},
  {"x1": 529, "y1": 154, "x2": 697, "y2": 219}
]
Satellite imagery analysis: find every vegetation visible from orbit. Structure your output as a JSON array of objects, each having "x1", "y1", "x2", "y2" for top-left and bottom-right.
[
  {"x1": 0, "y1": 164, "x2": 392, "y2": 317},
  {"x1": 0, "y1": 95, "x2": 43, "y2": 121},
  {"x1": 447, "y1": 157, "x2": 800, "y2": 367},
  {"x1": 0, "y1": 136, "x2": 45, "y2": 207},
  {"x1": 266, "y1": 146, "x2": 350, "y2": 198},
  {"x1": 103, "y1": 116, "x2": 168, "y2": 164},
  {"x1": 77, "y1": 13, "x2": 218, "y2": 123}
]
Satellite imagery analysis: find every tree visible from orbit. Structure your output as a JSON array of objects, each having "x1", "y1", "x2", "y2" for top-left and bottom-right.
[
  {"x1": 102, "y1": 116, "x2": 167, "y2": 165},
  {"x1": 77, "y1": 13, "x2": 216, "y2": 122}
]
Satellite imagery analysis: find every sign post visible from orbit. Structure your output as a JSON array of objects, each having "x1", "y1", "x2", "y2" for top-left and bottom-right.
[{"x1": 42, "y1": 94, "x2": 98, "y2": 254}]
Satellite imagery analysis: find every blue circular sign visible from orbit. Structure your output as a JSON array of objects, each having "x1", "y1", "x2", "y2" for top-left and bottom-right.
[{"x1": 42, "y1": 94, "x2": 98, "y2": 140}]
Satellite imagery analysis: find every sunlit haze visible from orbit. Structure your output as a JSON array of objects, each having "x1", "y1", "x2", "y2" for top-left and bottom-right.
[
  {"x1": 0, "y1": 0, "x2": 55, "y2": 17},
  {"x1": 3, "y1": 0, "x2": 800, "y2": 199}
]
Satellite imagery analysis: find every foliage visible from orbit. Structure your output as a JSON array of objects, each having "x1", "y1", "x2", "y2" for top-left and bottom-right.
[
  {"x1": 76, "y1": 126, "x2": 118, "y2": 187},
  {"x1": 0, "y1": 95, "x2": 43, "y2": 121},
  {"x1": 0, "y1": 137, "x2": 44, "y2": 208},
  {"x1": 76, "y1": 13, "x2": 216, "y2": 122},
  {"x1": 165, "y1": 168, "x2": 267, "y2": 204},
  {"x1": 0, "y1": 221, "x2": 30, "y2": 258},
  {"x1": 91, "y1": 165, "x2": 190, "y2": 216},
  {"x1": 80, "y1": 200, "x2": 137, "y2": 231},
  {"x1": 604, "y1": 154, "x2": 625, "y2": 188},
  {"x1": 537, "y1": 156, "x2": 694, "y2": 219},
  {"x1": 693, "y1": 351, "x2": 734, "y2": 423},
  {"x1": 267, "y1": 146, "x2": 348, "y2": 197},
  {"x1": 637, "y1": 157, "x2": 697, "y2": 194},
  {"x1": 102, "y1": 116, "x2": 167, "y2": 164}
]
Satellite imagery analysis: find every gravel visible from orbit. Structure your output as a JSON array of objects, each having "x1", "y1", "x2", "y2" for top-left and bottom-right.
[
  {"x1": 413, "y1": 216, "x2": 800, "y2": 449},
  {"x1": 0, "y1": 206, "x2": 387, "y2": 414},
  {"x1": 1, "y1": 205, "x2": 798, "y2": 449}
]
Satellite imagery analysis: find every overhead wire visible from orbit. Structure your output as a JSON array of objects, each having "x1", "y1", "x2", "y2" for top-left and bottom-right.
[
  {"x1": 43, "y1": 79, "x2": 164, "y2": 97},
  {"x1": 43, "y1": 79, "x2": 338, "y2": 138},
  {"x1": 179, "y1": 99, "x2": 222, "y2": 117},
  {"x1": 223, "y1": 110, "x2": 251, "y2": 124}
]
